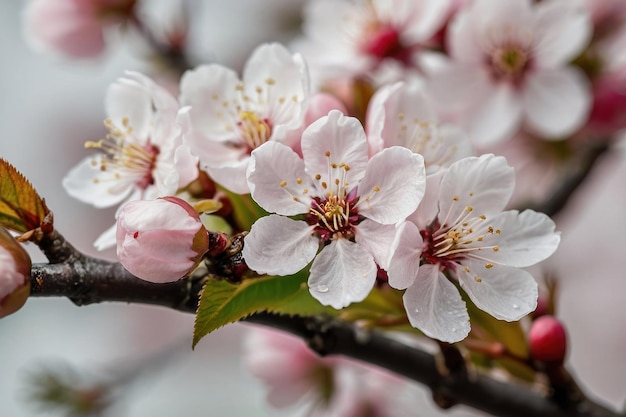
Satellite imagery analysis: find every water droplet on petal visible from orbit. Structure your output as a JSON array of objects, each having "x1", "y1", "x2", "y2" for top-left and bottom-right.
[
  {"x1": 451, "y1": 327, "x2": 457, "y2": 332},
  {"x1": 316, "y1": 285, "x2": 329, "y2": 293},
  {"x1": 414, "y1": 308, "x2": 419, "y2": 313},
  {"x1": 512, "y1": 304, "x2": 519, "y2": 310}
]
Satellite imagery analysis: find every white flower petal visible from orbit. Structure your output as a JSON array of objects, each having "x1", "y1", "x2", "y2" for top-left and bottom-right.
[
  {"x1": 243, "y1": 43, "x2": 309, "y2": 126},
  {"x1": 366, "y1": 81, "x2": 438, "y2": 151},
  {"x1": 206, "y1": 159, "x2": 251, "y2": 195},
  {"x1": 357, "y1": 146, "x2": 426, "y2": 224},
  {"x1": 425, "y1": 61, "x2": 491, "y2": 116},
  {"x1": 403, "y1": 264, "x2": 470, "y2": 343},
  {"x1": 308, "y1": 239, "x2": 377, "y2": 309},
  {"x1": 243, "y1": 215, "x2": 318, "y2": 276},
  {"x1": 247, "y1": 142, "x2": 313, "y2": 215},
  {"x1": 438, "y1": 155, "x2": 514, "y2": 223},
  {"x1": 179, "y1": 64, "x2": 242, "y2": 141},
  {"x1": 457, "y1": 259, "x2": 538, "y2": 321},
  {"x1": 447, "y1": 4, "x2": 485, "y2": 65},
  {"x1": 387, "y1": 221, "x2": 423, "y2": 290},
  {"x1": 94, "y1": 223, "x2": 117, "y2": 251},
  {"x1": 533, "y1": 0, "x2": 592, "y2": 67},
  {"x1": 474, "y1": 210, "x2": 560, "y2": 267},
  {"x1": 105, "y1": 76, "x2": 152, "y2": 142},
  {"x1": 522, "y1": 67, "x2": 591, "y2": 139},
  {"x1": 62, "y1": 157, "x2": 133, "y2": 208},
  {"x1": 408, "y1": 170, "x2": 444, "y2": 228},
  {"x1": 403, "y1": 0, "x2": 453, "y2": 42},
  {"x1": 301, "y1": 110, "x2": 369, "y2": 192},
  {"x1": 173, "y1": 144, "x2": 199, "y2": 188},
  {"x1": 354, "y1": 219, "x2": 398, "y2": 270},
  {"x1": 465, "y1": 83, "x2": 523, "y2": 146}
]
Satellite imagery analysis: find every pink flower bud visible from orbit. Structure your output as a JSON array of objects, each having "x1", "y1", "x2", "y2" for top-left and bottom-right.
[
  {"x1": 529, "y1": 316, "x2": 568, "y2": 364},
  {"x1": 23, "y1": 0, "x2": 137, "y2": 59},
  {"x1": 116, "y1": 197, "x2": 209, "y2": 283},
  {"x1": 304, "y1": 93, "x2": 348, "y2": 127},
  {"x1": 0, "y1": 228, "x2": 31, "y2": 318}
]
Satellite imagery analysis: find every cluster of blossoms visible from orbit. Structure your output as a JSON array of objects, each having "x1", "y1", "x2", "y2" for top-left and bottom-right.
[
  {"x1": 20, "y1": 0, "x2": 626, "y2": 413},
  {"x1": 60, "y1": 37, "x2": 561, "y2": 343}
]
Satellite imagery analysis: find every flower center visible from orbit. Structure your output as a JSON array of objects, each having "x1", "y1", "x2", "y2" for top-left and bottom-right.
[
  {"x1": 86, "y1": 117, "x2": 159, "y2": 190},
  {"x1": 421, "y1": 196, "x2": 503, "y2": 274},
  {"x1": 489, "y1": 45, "x2": 530, "y2": 82},
  {"x1": 361, "y1": 22, "x2": 414, "y2": 66},
  {"x1": 309, "y1": 191, "x2": 360, "y2": 242},
  {"x1": 237, "y1": 111, "x2": 273, "y2": 152},
  {"x1": 306, "y1": 150, "x2": 361, "y2": 242}
]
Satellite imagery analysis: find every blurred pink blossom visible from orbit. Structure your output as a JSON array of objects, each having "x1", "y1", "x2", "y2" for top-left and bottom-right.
[
  {"x1": 243, "y1": 327, "x2": 412, "y2": 416},
  {"x1": 23, "y1": 0, "x2": 137, "y2": 58},
  {"x1": 296, "y1": 0, "x2": 453, "y2": 85},
  {"x1": 116, "y1": 197, "x2": 209, "y2": 283},
  {"x1": 425, "y1": 0, "x2": 592, "y2": 145}
]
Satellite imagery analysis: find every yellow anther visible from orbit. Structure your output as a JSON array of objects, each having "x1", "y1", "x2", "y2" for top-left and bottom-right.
[{"x1": 279, "y1": 180, "x2": 287, "y2": 187}]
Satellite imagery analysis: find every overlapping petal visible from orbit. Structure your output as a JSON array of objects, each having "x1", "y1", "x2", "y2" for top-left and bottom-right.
[
  {"x1": 357, "y1": 146, "x2": 425, "y2": 224},
  {"x1": 387, "y1": 221, "x2": 423, "y2": 290},
  {"x1": 457, "y1": 260, "x2": 538, "y2": 321},
  {"x1": 243, "y1": 215, "x2": 318, "y2": 276},
  {"x1": 248, "y1": 142, "x2": 313, "y2": 215},
  {"x1": 438, "y1": 155, "x2": 514, "y2": 223},
  {"x1": 522, "y1": 68, "x2": 591, "y2": 138},
  {"x1": 308, "y1": 239, "x2": 377, "y2": 309},
  {"x1": 473, "y1": 210, "x2": 560, "y2": 267},
  {"x1": 301, "y1": 110, "x2": 369, "y2": 192},
  {"x1": 403, "y1": 264, "x2": 470, "y2": 343}
]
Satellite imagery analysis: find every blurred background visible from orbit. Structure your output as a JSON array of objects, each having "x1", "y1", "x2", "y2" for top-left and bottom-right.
[{"x1": 1, "y1": 1, "x2": 625, "y2": 416}]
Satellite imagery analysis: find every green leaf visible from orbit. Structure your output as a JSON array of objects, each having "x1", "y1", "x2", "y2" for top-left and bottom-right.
[
  {"x1": 0, "y1": 159, "x2": 49, "y2": 233},
  {"x1": 194, "y1": 271, "x2": 312, "y2": 348},
  {"x1": 222, "y1": 189, "x2": 268, "y2": 232}
]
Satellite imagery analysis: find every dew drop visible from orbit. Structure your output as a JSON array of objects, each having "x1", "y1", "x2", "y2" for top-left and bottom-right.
[
  {"x1": 316, "y1": 285, "x2": 329, "y2": 293},
  {"x1": 512, "y1": 304, "x2": 519, "y2": 310},
  {"x1": 414, "y1": 308, "x2": 419, "y2": 314},
  {"x1": 451, "y1": 327, "x2": 457, "y2": 332}
]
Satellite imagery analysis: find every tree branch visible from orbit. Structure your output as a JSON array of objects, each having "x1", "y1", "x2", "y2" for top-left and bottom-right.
[{"x1": 27, "y1": 232, "x2": 621, "y2": 417}]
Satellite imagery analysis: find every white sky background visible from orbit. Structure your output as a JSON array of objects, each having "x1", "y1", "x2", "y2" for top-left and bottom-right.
[{"x1": 0, "y1": 1, "x2": 625, "y2": 416}]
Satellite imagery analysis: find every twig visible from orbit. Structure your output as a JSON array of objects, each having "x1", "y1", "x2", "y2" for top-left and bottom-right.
[{"x1": 26, "y1": 232, "x2": 621, "y2": 417}]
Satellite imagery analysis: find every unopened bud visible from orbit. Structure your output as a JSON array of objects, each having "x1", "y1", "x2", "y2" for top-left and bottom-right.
[
  {"x1": 116, "y1": 197, "x2": 209, "y2": 283},
  {"x1": 0, "y1": 228, "x2": 31, "y2": 318},
  {"x1": 529, "y1": 316, "x2": 567, "y2": 364}
]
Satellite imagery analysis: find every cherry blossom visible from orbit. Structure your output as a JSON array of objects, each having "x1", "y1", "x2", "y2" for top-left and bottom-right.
[
  {"x1": 296, "y1": 0, "x2": 452, "y2": 84},
  {"x1": 116, "y1": 197, "x2": 209, "y2": 283},
  {"x1": 366, "y1": 80, "x2": 472, "y2": 171},
  {"x1": 425, "y1": 0, "x2": 592, "y2": 145},
  {"x1": 63, "y1": 71, "x2": 198, "y2": 249},
  {"x1": 243, "y1": 110, "x2": 426, "y2": 309},
  {"x1": 388, "y1": 154, "x2": 560, "y2": 342},
  {"x1": 179, "y1": 43, "x2": 309, "y2": 194},
  {"x1": 23, "y1": 0, "x2": 137, "y2": 58},
  {"x1": 243, "y1": 327, "x2": 413, "y2": 417}
]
